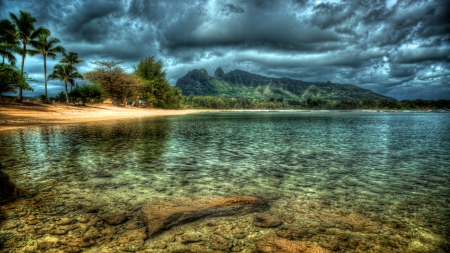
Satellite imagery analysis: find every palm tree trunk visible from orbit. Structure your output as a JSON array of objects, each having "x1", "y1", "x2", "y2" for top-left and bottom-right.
[
  {"x1": 44, "y1": 55, "x2": 47, "y2": 99},
  {"x1": 65, "y1": 81, "x2": 69, "y2": 103},
  {"x1": 19, "y1": 52, "x2": 25, "y2": 101}
]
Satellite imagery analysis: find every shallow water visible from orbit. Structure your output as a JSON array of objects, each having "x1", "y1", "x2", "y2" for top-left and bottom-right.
[{"x1": 0, "y1": 111, "x2": 449, "y2": 252}]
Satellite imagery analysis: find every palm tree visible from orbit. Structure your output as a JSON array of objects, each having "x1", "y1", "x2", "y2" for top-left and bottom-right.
[
  {"x1": 60, "y1": 51, "x2": 84, "y2": 92},
  {"x1": 48, "y1": 64, "x2": 82, "y2": 103},
  {"x1": 30, "y1": 33, "x2": 65, "y2": 99},
  {"x1": 9, "y1": 10, "x2": 50, "y2": 100},
  {"x1": 0, "y1": 19, "x2": 19, "y2": 65}
]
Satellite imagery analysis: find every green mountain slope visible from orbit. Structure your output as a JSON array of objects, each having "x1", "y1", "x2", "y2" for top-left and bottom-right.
[{"x1": 175, "y1": 67, "x2": 393, "y2": 100}]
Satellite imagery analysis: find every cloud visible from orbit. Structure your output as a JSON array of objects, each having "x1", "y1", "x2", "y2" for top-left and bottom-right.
[{"x1": 1, "y1": 0, "x2": 449, "y2": 100}]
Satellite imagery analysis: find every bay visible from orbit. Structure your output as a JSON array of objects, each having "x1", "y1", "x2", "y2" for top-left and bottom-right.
[{"x1": 0, "y1": 111, "x2": 449, "y2": 252}]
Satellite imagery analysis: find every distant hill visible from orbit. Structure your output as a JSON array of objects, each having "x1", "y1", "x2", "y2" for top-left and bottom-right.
[{"x1": 175, "y1": 67, "x2": 393, "y2": 101}]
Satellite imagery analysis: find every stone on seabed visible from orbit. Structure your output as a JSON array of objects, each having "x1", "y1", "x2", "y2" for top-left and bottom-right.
[
  {"x1": 0, "y1": 165, "x2": 16, "y2": 204},
  {"x1": 257, "y1": 236, "x2": 330, "y2": 253},
  {"x1": 140, "y1": 195, "x2": 268, "y2": 237}
]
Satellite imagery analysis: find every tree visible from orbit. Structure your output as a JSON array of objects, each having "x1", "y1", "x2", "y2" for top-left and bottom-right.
[
  {"x1": 85, "y1": 61, "x2": 142, "y2": 106},
  {"x1": 55, "y1": 91, "x2": 65, "y2": 102},
  {"x1": 60, "y1": 51, "x2": 84, "y2": 92},
  {"x1": 0, "y1": 19, "x2": 19, "y2": 65},
  {"x1": 134, "y1": 56, "x2": 182, "y2": 108},
  {"x1": 9, "y1": 11, "x2": 50, "y2": 100},
  {"x1": 48, "y1": 64, "x2": 82, "y2": 103},
  {"x1": 0, "y1": 64, "x2": 33, "y2": 100},
  {"x1": 69, "y1": 84, "x2": 103, "y2": 106},
  {"x1": 30, "y1": 33, "x2": 65, "y2": 99}
]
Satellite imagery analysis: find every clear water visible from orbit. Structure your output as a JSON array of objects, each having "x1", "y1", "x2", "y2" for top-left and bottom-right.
[{"x1": 0, "y1": 111, "x2": 449, "y2": 252}]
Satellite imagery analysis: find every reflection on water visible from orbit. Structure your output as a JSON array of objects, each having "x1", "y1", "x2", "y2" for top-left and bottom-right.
[{"x1": 0, "y1": 112, "x2": 449, "y2": 252}]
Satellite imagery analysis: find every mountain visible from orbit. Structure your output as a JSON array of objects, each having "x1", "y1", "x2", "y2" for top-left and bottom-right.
[{"x1": 175, "y1": 68, "x2": 393, "y2": 101}]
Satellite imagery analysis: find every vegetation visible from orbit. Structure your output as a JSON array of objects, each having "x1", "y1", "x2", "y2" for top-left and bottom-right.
[
  {"x1": 60, "y1": 51, "x2": 84, "y2": 92},
  {"x1": 84, "y1": 61, "x2": 141, "y2": 106},
  {"x1": 182, "y1": 95, "x2": 450, "y2": 110},
  {"x1": 9, "y1": 10, "x2": 50, "y2": 100},
  {"x1": 48, "y1": 63, "x2": 83, "y2": 103},
  {"x1": 176, "y1": 68, "x2": 393, "y2": 101},
  {"x1": 134, "y1": 56, "x2": 182, "y2": 109},
  {"x1": 69, "y1": 84, "x2": 102, "y2": 105},
  {"x1": 0, "y1": 19, "x2": 19, "y2": 65},
  {"x1": 31, "y1": 33, "x2": 65, "y2": 99},
  {"x1": 0, "y1": 64, "x2": 33, "y2": 100}
]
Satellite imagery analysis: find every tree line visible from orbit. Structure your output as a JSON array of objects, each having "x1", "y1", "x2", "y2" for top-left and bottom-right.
[
  {"x1": 182, "y1": 96, "x2": 450, "y2": 110},
  {"x1": 1, "y1": 11, "x2": 181, "y2": 108}
]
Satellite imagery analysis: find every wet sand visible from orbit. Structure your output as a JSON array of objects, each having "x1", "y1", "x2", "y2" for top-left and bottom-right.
[{"x1": 0, "y1": 101, "x2": 210, "y2": 131}]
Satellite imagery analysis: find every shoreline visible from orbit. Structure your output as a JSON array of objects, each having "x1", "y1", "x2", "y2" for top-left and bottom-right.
[
  {"x1": 1, "y1": 102, "x2": 448, "y2": 132},
  {"x1": 0, "y1": 102, "x2": 212, "y2": 131}
]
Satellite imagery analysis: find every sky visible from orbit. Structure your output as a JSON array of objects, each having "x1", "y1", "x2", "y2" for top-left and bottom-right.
[{"x1": 1, "y1": 0, "x2": 449, "y2": 100}]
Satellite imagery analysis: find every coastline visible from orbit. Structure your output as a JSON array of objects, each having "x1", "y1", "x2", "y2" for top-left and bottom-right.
[
  {"x1": 1, "y1": 102, "x2": 448, "y2": 132},
  {"x1": 0, "y1": 102, "x2": 212, "y2": 131}
]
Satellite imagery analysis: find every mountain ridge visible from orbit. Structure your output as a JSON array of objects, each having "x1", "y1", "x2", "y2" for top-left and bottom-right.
[{"x1": 175, "y1": 68, "x2": 393, "y2": 101}]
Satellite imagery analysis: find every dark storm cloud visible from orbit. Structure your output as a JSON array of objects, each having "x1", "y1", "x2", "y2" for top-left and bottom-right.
[{"x1": 1, "y1": 0, "x2": 449, "y2": 100}]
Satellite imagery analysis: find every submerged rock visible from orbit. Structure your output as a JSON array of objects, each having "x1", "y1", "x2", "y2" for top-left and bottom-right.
[
  {"x1": 101, "y1": 213, "x2": 127, "y2": 225},
  {"x1": 253, "y1": 213, "x2": 283, "y2": 228},
  {"x1": 117, "y1": 227, "x2": 147, "y2": 243},
  {"x1": 276, "y1": 226, "x2": 306, "y2": 240},
  {"x1": 257, "y1": 236, "x2": 330, "y2": 253},
  {"x1": 58, "y1": 236, "x2": 95, "y2": 247},
  {"x1": 0, "y1": 170, "x2": 16, "y2": 204},
  {"x1": 140, "y1": 196, "x2": 268, "y2": 237}
]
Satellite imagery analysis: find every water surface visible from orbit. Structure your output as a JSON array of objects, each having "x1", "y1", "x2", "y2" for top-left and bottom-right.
[{"x1": 1, "y1": 111, "x2": 449, "y2": 252}]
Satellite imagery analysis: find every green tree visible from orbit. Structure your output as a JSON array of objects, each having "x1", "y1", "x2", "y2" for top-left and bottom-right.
[
  {"x1": 48, "y1": 64, "x2": 82, "y2": 103},
  {"x1": 85, "y1": 61, "x2": 142, "y2": 106},
  {"x1": 359, "y1": 98, "x2": 376, "y2": 109},
  {"x1": 9, "y1": 11, "x2": 50, "y2": 100},
  {"x1": 30, "y1": 33, "x2": 65, "y2": 99},
  {"x1": 0, "y1": 64, "x2": 33, "y2": 100},
  {"x1": 60, "y1": 51, "x2": 84, "y2": 92},
  {"x1": 55, "y1": 91, "x2": 65, "y2": 102},
  {"x1": 0, "y1": 19, "x2": 19, "y2": 65},
  {"x1": 69, "y1": 84, "x2": 103, "y2": 106},
  {"x1": 134, "y1": 56, "x2": 182, "y2": 108}
]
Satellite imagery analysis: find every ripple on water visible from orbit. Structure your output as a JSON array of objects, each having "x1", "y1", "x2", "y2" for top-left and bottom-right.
[{"x1": 0, "y1": 112, "x2": 449, "y2": 252}]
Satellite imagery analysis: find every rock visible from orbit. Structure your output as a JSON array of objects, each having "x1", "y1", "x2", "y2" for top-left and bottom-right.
[
  {"x1": 117, "y1": 227, "x2": 147, "y2": 244},
  {"x1": 232, "y1": 227, "x2": 248, "y2": 239},
  {"x1": 115, "y1": 227, "x2": 147, "y2": 251},
  {"x1": 257, "y1": 236, "x2": 330, "y2": 253},
  {"x1": 85, "y1": 228, "x2": 102, "y2": 239},
  {"x1": 0, "y1": 170, "x2": 16, "y2": 204},
  {"x1": 38, "y1": 240, "x2": 60, "y2": 249},
  {"x1": 56, "y1": 218, "x2": 76, "y2": 225},
  {"x1": 253, "y1": 214, "x2": 282, "y2": 228},
  {"x1": 77, "y1": 214, "x2": 93, "y2": 223},
  {"x1": 180, "y1": 233, "x2": 203, "y2": 243},
  {"x1": 58, "y1": 237, "x2": 95, "y2": 247},
  {"x1": 2, "y1": 220, "x2": 19, "y2": 230},
  {"x1": 124, "y1": 221, "x2": 144, "y2": 230},
  {"x1": 101, "y1": 213, "x2": 127, "y2": 225},
  {"x1": 276, "y1": 226, "x2": 306, "y2": 240},
  {"x1": 64, "y1": 247, "x2": 82, "y2": 253},
  {"x1": 52, "y1": 229, "x2": 68, "y2": 235},
  {"x1": 209, "y1": 234, "x2": 232, "y2": 251},
  {"x1": 84, "y1": 206, "x2": 100, "y2": 213},
  {"x1": 102, "y1": 226, "x2": 117, "y2": 236},
  {"x1": 140, "y1": 196, "x2": 268, "y2": 237}
]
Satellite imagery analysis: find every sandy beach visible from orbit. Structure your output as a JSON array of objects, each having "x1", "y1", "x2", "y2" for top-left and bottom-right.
[{"x1": 0, "y1": 101, "x2": 210, "y2": 131}]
